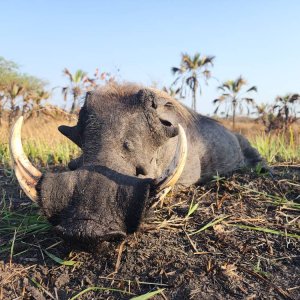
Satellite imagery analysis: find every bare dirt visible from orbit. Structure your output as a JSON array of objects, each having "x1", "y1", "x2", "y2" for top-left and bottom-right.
[{"x1": 0, "y1": 166, "x2": 299, "y2": 300}]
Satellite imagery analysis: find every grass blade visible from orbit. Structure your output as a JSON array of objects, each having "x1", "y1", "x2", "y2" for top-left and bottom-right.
[
  {"x1": 30, "y1": 278, "x2": 55, "y2": 299},
  {"x1": 130, "y1": 289, "x2": 165, "y2": 300},
  {"x1": 189, "y1": 215, "x2": 229, "y2": 236},
  {"x1": 230, "y1": 224, "x2": 300, "y2": 239},
  {"x1": 9, "y1": 229, "x2": 17, "y2": 267},
  {"x1": 70, "y1": 286, "x2": 133, "y2": 300},
  {"x1": 43, "y1": 250, "x2": 77, "y2": 266}
]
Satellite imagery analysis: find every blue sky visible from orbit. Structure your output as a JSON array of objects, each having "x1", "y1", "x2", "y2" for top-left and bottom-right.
[{"x1": 1, "y1": 0, "x2": 300, "y2": 114}]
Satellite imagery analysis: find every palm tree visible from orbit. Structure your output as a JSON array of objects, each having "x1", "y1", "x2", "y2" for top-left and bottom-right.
[
  {"x1": 5, "y1": 80, "x2": 25, "y2": 124},
  {"x1": 33, "y1": 90, "x2": 50, "y2": 109},
  {"x1": 0, "y1": 72, "x2": 14, "y2": 124},
  {"x1": 0, "y1": 56, "x2": 47, "y2": 124},
  {"x1": 172, "y1": 53, "x2": 215, "y2": 111},
  {"x1": 23, "y1": 89, "x2": 50, "y2": 116},
  {"x1": 254, "y1": 103, "x2": 277, "y2": 132},
  {"x1": 62, "y1": 69, "x2": 88, "y2": 113},
  {"x1": 213, "y1": 76, "x2": 257, "y2": 130},
  {"x1": 273, "y1": 94, "x2": 300, "y2": 129},
  {"x1": 21, "y1": 75, "x2": 47, "y2": 114},
  {"x1": 0, "y1": 57, "x2": 21, "y2": 121},
  {"x1": 162, "y1": 86, "x2": 181, "y2": 99}
]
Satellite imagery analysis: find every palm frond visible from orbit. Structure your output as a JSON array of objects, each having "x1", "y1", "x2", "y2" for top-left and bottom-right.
[
  {"x1": 61, "y1": 87, "x2": 69, "y2": 101},
  {"x1": 182, "y1": 53, "x2": 193, "y2": 69},
  {"x1": 202, "y1": 69, "x2": 211, "y2": 80},
  {"x1": 171, "y1": 67, "x2": 182, "y2": 75},
  {"x1": 192, "y1": 53, "x2": 201, "y2": 65},
  {"x1": 186, "y1": 76, "x2": 196, "y2": 90},
  {"x1": 73, "y1": 70, "x2": 87, "y2": 83},
  {"x1": 63, "y1": 68, "x2": 73, "y2": 82},
  {"x1": 289, "y1": 93, "x2": 300, "y2": 102},
  {"x1": 246, "y1": 86, "x2": 257, "y2": 93},
  {"x1": 172, "y1": 76, "x2": 182, "y2": 86},
  {"x1": 234, "y1": 76, "x2": 246, "y2": 92},
  {"x1": 214, "y1": 106, "x2": 220, "y2": 114},
  {"x1": 221, "y1": 93, "x2": 231, "y2": 98},
  {"x1": 199, "y1": 55, "x2": 215, "y2": 67},
  {"x1": 242, "y1": 97, "x2": 255, "y2": 104},
  {"x1": 213, "y1": 95, "x2": 226, "y2": 104},
  {"x1": 223, "y1": 82, "x2": 232, "y2": 91}
]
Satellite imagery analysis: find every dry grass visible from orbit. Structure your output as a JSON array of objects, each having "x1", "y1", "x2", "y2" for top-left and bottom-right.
[
  {"x1": 0, "y1": 111, "x2": 76, "y2": 143},
  {"x1": 0, "y1": 113, "x2": 80, "y2": 167},
  {"x1": 0, "y1": 114, "x2": 299, "y2": 166}
]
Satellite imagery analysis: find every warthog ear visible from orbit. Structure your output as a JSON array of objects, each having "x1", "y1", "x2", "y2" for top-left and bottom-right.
[
  {"x1": 58, "y1": 125, "x2": 82, "y2": 148},
  {"x1": 138, "y1": 89, "x2": 178, "y2": 138},
  {"x1": 138, "y1": 89, "x2": 158, "y2": 109}
]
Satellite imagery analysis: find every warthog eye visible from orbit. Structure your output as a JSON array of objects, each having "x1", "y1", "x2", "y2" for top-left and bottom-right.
[
  {"x1": 165, "y1": 102, "x2": 174, "y2": 108},
  {"x1": 124, "y1": 140, "x2": 135, "y2": 151}
]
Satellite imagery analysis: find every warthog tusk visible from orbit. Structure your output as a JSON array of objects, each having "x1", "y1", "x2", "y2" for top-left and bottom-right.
[
  {"x1": 9, "y1": 116, "x2": 42, "y2": 202},
  {"x1": 155, "y1": 124, "x2": 188, "y2": 192}
]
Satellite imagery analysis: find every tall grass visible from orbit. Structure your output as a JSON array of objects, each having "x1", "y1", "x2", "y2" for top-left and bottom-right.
[
  {"x1": 0, "y1": 191, "x2": 51, "y2": 256},
  {"x1": 0, "y1": 127, "x2": 298, "y2": 168},
  {"x1": 251, "y1": 128, "x2": 300, "y2": 163},
  {"x1": 0, "y1": 139, "x2": 80, "y2": 167}
]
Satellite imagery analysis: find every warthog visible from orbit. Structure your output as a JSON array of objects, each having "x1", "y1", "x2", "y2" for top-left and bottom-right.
[{"x1": 10, "y1": 84, "x2": 263, "y2": 246}]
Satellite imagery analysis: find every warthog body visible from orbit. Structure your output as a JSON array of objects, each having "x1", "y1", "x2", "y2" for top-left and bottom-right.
[{"x1": 10, "y1": 84, "x2": 263, "y2": 247}]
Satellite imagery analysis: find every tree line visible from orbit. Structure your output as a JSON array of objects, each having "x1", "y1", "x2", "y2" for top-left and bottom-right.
[
  {"x1": 0, "y1": 56, "x2": 113, "y2": 123},
  {"x1": 0, "y1": 54, "x2": 299, "y2": 132},
  {"x1": 0, "y1": 57, "x2": 49, "y2": 124},
  {"x1": 171, "y1": 53, "x2": 300, "y2": 131}
]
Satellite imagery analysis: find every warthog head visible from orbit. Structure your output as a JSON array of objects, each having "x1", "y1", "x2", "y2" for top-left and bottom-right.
[{"x1": 10, "y1": 84, "x2": 187, "y2": 247}]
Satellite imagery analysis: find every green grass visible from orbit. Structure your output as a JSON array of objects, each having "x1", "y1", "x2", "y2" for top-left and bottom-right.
[
  {"x1": 0, "y1": 192, "x2": 51, "y2": 256},
  {"x1": 69, "y1": 287, "x2": 133, "y2": 300},
  {"x1": 0, "y1": 138, "x2": 80, "y2": 167},
  {"x1": 0, "y1": 129, "x2": 298, "y2": 168},
  {"x1": 69, "y1": 287, "x2": 164, "y2": 300},
  {"x1": 43, "y1": 249, "x2": 78, "y2": 266},
  {"x1": 251, "y1": 128, "x2": 300, "y2": 164},
  {"x1": 189, "y1": 215, "x2": 229, "y2": 236},
  {"x1": 229, "y1": 224, "x2": 300, "y2": 239},
  {"x1": 0, "y1": 131, "x2": 298, "y2": 169}
]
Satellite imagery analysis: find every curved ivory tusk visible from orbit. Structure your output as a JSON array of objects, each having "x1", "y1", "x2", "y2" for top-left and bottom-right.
[
  {"x1": 155, "y1": 124, "x2": 188, "y2": 192},
  {"x1": 9, "y1": 116, "x2": 42, "y2": 202}
]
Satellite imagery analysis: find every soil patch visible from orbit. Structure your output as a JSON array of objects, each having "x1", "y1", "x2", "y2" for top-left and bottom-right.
[{"x1": 0, "y1": 166, "x2": 299, "y2": 299}]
